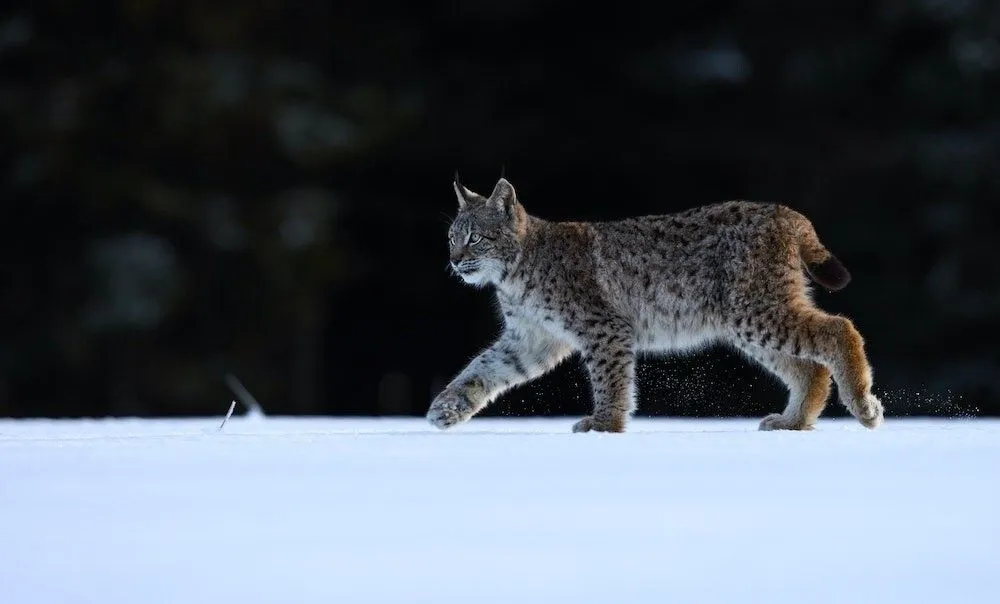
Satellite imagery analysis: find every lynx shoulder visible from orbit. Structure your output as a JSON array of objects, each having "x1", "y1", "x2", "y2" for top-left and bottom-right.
[{"x1": 427, "y1": 176, "x2": 883, "y2": 433}]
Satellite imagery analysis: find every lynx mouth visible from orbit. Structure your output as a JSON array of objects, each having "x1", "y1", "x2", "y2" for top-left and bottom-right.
[
  {"x1": 453, "y1": 261, "x2": 479, "y2": 276},
  {"x1": 453, "y1": 262, "x2": 489, "y2": 285}
]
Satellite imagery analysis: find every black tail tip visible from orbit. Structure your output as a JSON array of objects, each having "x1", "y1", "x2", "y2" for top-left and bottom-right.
[{"x1": 809, "y1": 256, "x2": 852, "y2": 291}]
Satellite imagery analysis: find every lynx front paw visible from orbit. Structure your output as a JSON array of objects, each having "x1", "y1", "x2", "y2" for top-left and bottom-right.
[
  {"x1": 852, "y1": 393, "x2": 884, "y2": 429},
  {"x1": 426, "y1": 389, "x2": 476, "y2": 430},
  {"x1": 758, "y1": 413, "x2": 815, "y2": 431},
  {"x1": 571, "y1": 415, "x2": 626, "y2": 434}
]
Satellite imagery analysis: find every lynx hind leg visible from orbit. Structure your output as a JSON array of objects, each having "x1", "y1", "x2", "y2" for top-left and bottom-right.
[
  {"x1": 739, "y1": 307, "x2": 883, "y2": 430},
  {"x1": 803, "y1": 311, "x2": 884, "y2": 429},
  {"x1": 741, "y1": 345, "x2": 832, "y2": 431}
]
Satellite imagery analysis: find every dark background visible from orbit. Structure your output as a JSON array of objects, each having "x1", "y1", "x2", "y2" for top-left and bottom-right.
[{"x1": 2, "y1": 1, "x2": 997, "y2": 420}]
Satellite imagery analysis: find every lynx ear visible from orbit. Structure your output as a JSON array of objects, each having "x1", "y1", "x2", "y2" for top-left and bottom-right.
[
  {"x1": 488, "y1": 177, "x2": 518, "y2": 214},
  {"x1": 453, "y1": 171, "x2": 481, "y2": 209}
]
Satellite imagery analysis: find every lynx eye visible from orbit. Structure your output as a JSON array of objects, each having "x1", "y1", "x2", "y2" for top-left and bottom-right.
[{"x1": 468, "y1": 233, "x2": 483, "y2": 246}]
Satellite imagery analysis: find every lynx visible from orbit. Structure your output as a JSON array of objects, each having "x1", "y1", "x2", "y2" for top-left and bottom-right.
[{"x1": 427, "y1": 175, "x2": 884, "y2": 433}]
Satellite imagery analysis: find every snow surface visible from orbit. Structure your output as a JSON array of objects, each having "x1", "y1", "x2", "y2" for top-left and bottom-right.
[{"x1": 1, "y1": 416, "x2": 998, "y2": 604}]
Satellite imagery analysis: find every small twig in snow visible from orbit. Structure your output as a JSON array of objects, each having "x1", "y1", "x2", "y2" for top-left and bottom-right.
[{"x1": 218, "y1": 400, "x2": 237, "y2": 432}]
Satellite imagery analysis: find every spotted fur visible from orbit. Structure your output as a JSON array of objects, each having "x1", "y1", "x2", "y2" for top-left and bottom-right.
[{"x1": 427, "y1": 177, "x2": 884, "y2": 433}]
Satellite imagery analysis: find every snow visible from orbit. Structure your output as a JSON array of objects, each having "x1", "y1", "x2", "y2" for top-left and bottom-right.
[{"x1": 1, "y1": 416, "x2": 998, "y2": 604}]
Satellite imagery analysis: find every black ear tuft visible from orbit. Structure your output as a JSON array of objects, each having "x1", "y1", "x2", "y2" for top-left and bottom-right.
[{"x1": 453, "y1": 172, "x2": 481, "y2": 209}]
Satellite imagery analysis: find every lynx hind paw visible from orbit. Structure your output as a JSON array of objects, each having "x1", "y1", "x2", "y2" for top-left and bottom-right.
[
  {"x1": 427, "y1": 390, "x2": 475, "y2": 430},
  {"x1": 571, "y1": 416, "x2": 626, "y2": 434},
  {"x1": 853, "y1": 393, "x2": 884, "y2": 429},
  {"x1": 758, "y1": 413, "x2": 815, "y2": 431}
]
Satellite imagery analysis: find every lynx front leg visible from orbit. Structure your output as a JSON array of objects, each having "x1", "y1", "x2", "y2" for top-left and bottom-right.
[
  {"x1": 573, "y1": 338, "x2": 636, "y2": 434},
  {"x1": 428, "y1": 329, "x2": 571, "y2": 430}
]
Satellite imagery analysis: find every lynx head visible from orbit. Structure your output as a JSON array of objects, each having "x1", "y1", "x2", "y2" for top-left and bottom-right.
[{"x1": 447, "y1": 175, "x2": 528, "y2": 287}]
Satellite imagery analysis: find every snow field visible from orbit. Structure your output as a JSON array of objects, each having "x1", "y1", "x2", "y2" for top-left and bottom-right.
[{"x1": 1, "y1": 416, "x2": 998, "y2": 603}]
